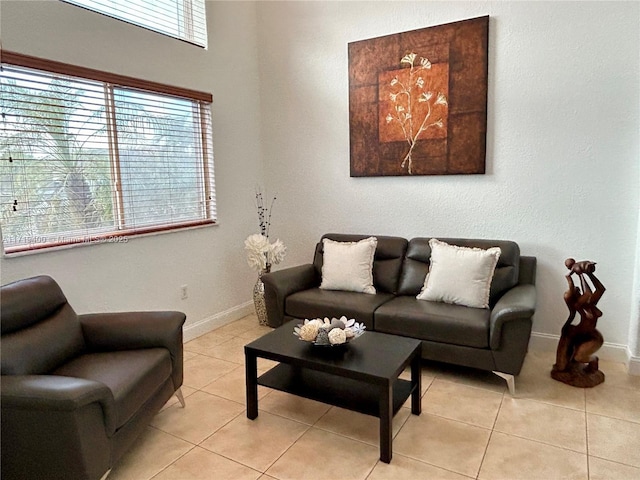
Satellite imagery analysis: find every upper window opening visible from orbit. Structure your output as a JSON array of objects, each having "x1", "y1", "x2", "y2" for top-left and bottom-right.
[{"x1": 62, "y1": 0, "x2": 208, "y2": 48}]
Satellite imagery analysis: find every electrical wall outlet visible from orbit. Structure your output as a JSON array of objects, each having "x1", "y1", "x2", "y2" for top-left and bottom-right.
[{"x1": 180, "y1": 285, "x2": 188, "y2": 300}]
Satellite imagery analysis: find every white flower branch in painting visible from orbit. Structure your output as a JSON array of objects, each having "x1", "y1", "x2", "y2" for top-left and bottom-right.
[{"x1": 385, "y1": 52, "x2": 448, "y2": 174}]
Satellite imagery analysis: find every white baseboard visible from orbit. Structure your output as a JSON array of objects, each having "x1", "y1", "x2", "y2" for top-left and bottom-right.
[
  {"x1": 529, "y1": 332, "x2": 630, "y2": 363},
  {"x1": 183, "y1": 301, "x2": 254, "y2": 342},
  {"x1": 628, "y1": 352, "x2": 640, "y2": 376}
]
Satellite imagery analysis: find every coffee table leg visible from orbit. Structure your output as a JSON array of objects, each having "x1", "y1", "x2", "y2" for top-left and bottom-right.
[
  {"x1": 245, "y1": 350, "x2": 258, "y2": 419},
  {"x1": 411, "y1": 352, "x2": 422, "y2": 415},
  {"x1": 379, "y1": 381, "x2": 393, "y2": 463}
]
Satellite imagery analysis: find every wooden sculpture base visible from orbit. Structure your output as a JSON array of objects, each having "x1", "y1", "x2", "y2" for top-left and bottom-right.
[{"x1": 551, "y1": 360, "x2": 605, "y2": 388}]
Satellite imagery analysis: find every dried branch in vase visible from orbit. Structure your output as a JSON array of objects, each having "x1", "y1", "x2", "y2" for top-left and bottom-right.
[{"x1": 245, "y1": 187, "x2": 286, "y2": 272}]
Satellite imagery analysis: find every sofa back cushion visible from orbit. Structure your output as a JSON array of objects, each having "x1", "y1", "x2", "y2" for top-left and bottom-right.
[
  {"x1": 398, "y1": 238, "x2": 520, "y2": 304},
  {"x1": 319, "y1": 237, "x2": 377, "y2": 293},
  {"x1": 314, "y1": 234, "x2": 408, "y2": 294},
  {"x1": 1, "y1": 276, "x2": 86, "y2": 375}
]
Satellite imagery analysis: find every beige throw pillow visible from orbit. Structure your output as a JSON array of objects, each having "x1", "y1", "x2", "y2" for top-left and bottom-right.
[
  {"x1": 320, "y1": 237, "x2": 377, "y2": 294},
  {"x1": 417, "y1": 238, "x2": 501, "y2": 309}
]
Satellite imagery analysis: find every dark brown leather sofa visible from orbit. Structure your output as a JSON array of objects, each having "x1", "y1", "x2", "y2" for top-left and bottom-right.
[
  {"x1": 1, "y1": 275, "x2": 186, "y2": 480},
  {"x1": 263, "y1": 234, "x2": 537, "y2": 394}
]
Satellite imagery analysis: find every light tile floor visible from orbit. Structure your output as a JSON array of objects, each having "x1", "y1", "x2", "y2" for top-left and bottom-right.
[{"x1": 109, "y1": 314, "x2": 640, "y2": 480}]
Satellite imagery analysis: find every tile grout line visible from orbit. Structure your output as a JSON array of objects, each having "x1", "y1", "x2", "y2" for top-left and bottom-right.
[
  {"x1": 380, "y1": 447, "x2": 477, "y2": 479},
  {"x1": 489, "y1": 429, "x2": 588, "y2": 456},
  {"x1": 587, "y1": 453, "x2": 640, "y2": 471},
  {"x1": 417, "y1": 409, "x2": 496, "y2": 432},
  {"x1": 194, "y1": 408, "x2": 270, "y2": 473},
  {"x1": 258, "y1": 423, "x2": 313, "y2": 476},
  {"x1": 146, "y1": 441, "x2": 198, "y2": 480},
  {"x1": 584, "y1": 389, "x2": 591, "y2": 480},
  {"x1": 586, "y1": 410, "x2": 640, "y2": 426},
  {"x1": 475, "y1": 391, "x2": 506, "y2": 479}
]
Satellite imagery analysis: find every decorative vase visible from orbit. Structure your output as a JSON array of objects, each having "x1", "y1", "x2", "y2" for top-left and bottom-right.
[{"x1": 253, "y1": 266, "x2": 271, "y2": 326}]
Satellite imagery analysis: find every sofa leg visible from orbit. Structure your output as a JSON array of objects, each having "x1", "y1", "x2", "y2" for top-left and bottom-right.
[
  {"x1": 175, "y1": 388, "x2": 186, "y2": 408},
  {"x1": 100, "y1": 469, "x2": 111, "y2": 480},
  {"x1": 493, "y1": 371, "x2": 516, "y2": 396}
]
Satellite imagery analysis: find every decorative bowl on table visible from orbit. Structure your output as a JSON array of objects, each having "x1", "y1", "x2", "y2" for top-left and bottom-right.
[{"x1": 293, "y1": 316, "x2": 366, "y2": 347}]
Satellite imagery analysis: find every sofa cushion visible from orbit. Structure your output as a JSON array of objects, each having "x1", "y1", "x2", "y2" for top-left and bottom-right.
[
  {"x1": 52, "y1": 348, "x2": 172, "y2": 429},
  {"x1": 286, "y1": 288, "x2": 394, "y2": 330},
  {"x1": 319, "y1": 237, "x2": 377, "y2": 294},
  {"x1": 374, "y1": 296, "x2": 491, "y2": 348},
  {"x1": 417, "y1": 239, "x2": 501, "y2": 309},
  {"x1": 397, "y1": 238, "x2": 520, "y2": 305},
  {"x1": 314, "y1": 234, "x2": 408, "y2": 294}
]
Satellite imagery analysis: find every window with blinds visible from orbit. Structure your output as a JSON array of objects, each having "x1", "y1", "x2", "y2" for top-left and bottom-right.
[
  {"x1": 0, "y1": 53, "x2": 216, "y2": 254},
  {"x1": 62, "y1": 0, "x2": 208, "y2": 48}
]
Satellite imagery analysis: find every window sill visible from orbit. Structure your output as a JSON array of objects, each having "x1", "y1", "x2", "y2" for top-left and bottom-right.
[{"x1": 2, "y1": 221, "x2": 218, "y2": 258}]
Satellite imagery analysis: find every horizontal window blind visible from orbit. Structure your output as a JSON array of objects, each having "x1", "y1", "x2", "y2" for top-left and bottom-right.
[
  {"x1": 0, "y1": 55, "x2": 215, "y2": 254},
  {"x1": 62, "y1": 0, "x2": 208, "y2": 48}
]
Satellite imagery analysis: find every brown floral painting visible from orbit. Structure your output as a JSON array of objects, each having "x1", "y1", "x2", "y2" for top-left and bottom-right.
[{"x1": 349, "y1": 16, "x2": 489, "y2": 176}]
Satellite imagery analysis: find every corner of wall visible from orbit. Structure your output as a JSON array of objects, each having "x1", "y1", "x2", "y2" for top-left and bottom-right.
[
  {"x1": 183, "y1": 301, "x2": 255, "y2": 342},
  {"x1": 628, "y1": 351, "x2": 640, "y2": 376}
]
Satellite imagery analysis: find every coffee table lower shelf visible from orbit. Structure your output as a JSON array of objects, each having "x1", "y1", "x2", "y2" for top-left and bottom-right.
[{"x1": 258, "y1": 363, "x2": 413, "y2": 418}]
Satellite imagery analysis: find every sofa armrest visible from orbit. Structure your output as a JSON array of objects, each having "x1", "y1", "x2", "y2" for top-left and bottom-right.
[
  {"x1": 489, "y1": 284, "x2": 536, "y2": 350},
  {"x1": 519, "y1": 256, "x2": 537, "y2": 285},
  {"x1": 262, "y1": 264, "x2": 319, "y2": 327},
  {"x1": 79, "y1": 311, "x2": 186, "y2": 389},
  {"x1": 1, "y1": 375, "x2": 117, "y2": 435}
]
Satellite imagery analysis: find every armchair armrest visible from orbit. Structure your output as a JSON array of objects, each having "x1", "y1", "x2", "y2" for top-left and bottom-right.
[
  {"x1": 262, "y1": 264, "x2": 319, "y2": 327},
  {"x1": 79, "y1": 311, "x2": 186, "y2": 388},
  {"x1": 1, "y1": 375, "x2": 117, "y2": 435},
  {"x1": 489, "y1": 284, "x2": 536, "y2": 350},
  {"x1": 2, "y1": 375, "x2": 115, "y2": 479}
]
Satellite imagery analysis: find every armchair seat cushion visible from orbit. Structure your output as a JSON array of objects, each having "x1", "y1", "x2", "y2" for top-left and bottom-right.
[
  {"x1": 52, "y1": 348, "x2": 172, "y2": 429},
  {"x1": 286, "y1": 288, "x2": 394, "y2": 330},
  {"x1": 375, "y1": 296, "x2": 491, "y2": 348}
]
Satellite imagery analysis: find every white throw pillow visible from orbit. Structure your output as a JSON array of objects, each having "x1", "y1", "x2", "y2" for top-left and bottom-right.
[
  {"x1": 417, "y1": 239, "x2": 501, "y2": 309},
  {"x1": 320, "y1": 237, "x2": 377, "y2": 294}
]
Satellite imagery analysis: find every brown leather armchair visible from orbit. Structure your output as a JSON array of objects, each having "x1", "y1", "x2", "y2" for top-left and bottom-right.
[{"x1": 1, "y1": 275, "x2": 186, "y2": 480}]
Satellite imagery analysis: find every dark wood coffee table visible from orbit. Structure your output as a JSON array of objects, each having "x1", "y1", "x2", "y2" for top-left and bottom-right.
[{"x1": 245, "y1": 323, "x2": 422, "y2": 463}]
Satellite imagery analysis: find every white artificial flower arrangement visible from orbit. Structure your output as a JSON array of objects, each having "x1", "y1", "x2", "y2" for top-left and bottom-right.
[{"x1": 244, "y1": 234, "x2": 286, "y2": 272}]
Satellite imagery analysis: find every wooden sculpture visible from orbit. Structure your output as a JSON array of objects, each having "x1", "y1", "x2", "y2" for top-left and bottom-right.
[{"x1": 551, "y1": 258, "x2": 605, "y2": 387}]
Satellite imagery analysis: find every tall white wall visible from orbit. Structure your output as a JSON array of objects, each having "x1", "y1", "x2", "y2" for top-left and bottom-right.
[
  {"x1": 256, "y1": 1, "x2": 640, "y2": 351},
  {"x1": 0, "y1": 1, "x2": 264, "y2": 335}
]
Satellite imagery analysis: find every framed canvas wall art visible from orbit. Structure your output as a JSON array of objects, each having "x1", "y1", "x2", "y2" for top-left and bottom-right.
[{"x1": 348, "y1": 16, "x2": 489, "y2": 176}]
